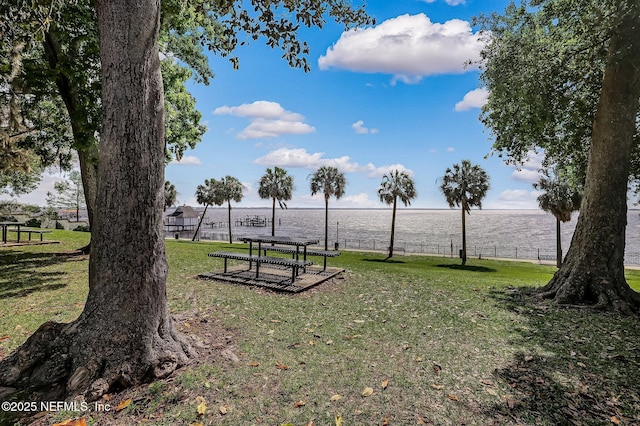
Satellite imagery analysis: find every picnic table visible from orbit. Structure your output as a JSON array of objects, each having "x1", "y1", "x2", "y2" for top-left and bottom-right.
[
  {"x1": 208, "y1": 236, "x2": 320, "y2": 284},
  {"x1": 0, "y1": 222, "x2": 27, "y2": 244}
]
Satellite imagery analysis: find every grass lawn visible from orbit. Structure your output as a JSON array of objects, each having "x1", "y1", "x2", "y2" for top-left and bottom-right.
[{"x1": 1, "y1": 230, "x2": 640, "y2": 425}]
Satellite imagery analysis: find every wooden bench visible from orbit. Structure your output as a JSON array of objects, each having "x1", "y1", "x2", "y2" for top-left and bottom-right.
[
  {"x1": 262, "y1": 246, "x2": 341, "y2": 270},
  {"x1": 208, "y1": 251, "x2": 312, "y2": 284},
  {"x1": 9, "y1": 228, "x2": 52, "y2": 242}
]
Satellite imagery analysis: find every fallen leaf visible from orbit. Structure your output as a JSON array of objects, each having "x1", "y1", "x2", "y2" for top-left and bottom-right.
[
  {"x1": 219, "y1": 405, "x2": 228, "y2": 415},
  {"x1": 0, "y1": 336, "x2": 9, "y2": 342},
  {"x1": 309, "y1": 341, "x2": 317, "y2": 346},
  {"x1": 190, "y1": 423, "x2": 204, "y2": 426},
  {"x1": 415, "y1": 356, "x2": 423, "y2": 362},
  {"x1": 362, "y1": 387, "x2": 374, "y2": 397},
  {"x1": 433, "y1": 362, "x2": 442, "y2": 374},
  {"x1": 486, "y1": 388, "x2": 498, "y2": 396},
  {"x1": 116, "y1": 398, "x2": 132, "y2": 412},
  {"x1": 382, "y1": 415, "x2": 390, "y2": 425},
  {"x1": 447, "y1": 394, "x2": 458, "y2": 401},
  {"x1": 335, "y1": 415, "x2": 343, "y2": 426},
  {"x1": 431, "y1": 384, "x2": 444, "y2": 390},
  {"x1": 306, "y1": 421, "x2": 315, "y2": 426},
  {"x1": 381, "y1": 378, "x2": 389, "y2": 390},
  {"x1": 52, "y1": 420, "x2": 87, "y2": 426},
  {"x1": 330, "y1": 394, "x2": 342, "y2": 401},
  {"x1": 524, "y1": 355, "x2": 534, "y2": 362},
  {"x1": 610, "y1": 416, "x2": 620, "y2": 425},
  {"x1": 276, "y1": 362, "x2": 289, "y2": 370},
  {"x1": 480, "y1": 379, "x2": 494, "y2": 386},
  {"x1": 248, "y1": 362, "x2": 260, "y2": 367},
  {"x1": 184, "y1": 322, "x2": 191, "y2": 328},
  {"x1": 196, "y1": 399, "x2": 207, "y2": 415},
  {"x1": 294, "y1": 400, "x2": 306, "y2": 407},
  {"x1": 504, "y1": 395, "x2": 516, "y2": 409}
]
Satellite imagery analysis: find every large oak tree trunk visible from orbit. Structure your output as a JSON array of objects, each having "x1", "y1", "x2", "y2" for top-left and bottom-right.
[
  {"x1": 539, "y1": 3, "x2": 640, "y2": 314},
  {"x1": 0, "y1": 0, "x2": 193, "y2": 400}
]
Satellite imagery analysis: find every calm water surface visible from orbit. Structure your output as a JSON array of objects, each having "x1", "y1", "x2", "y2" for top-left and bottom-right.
[{"x1": 191, "y1": 208, "x2": 640, "y2": 263}]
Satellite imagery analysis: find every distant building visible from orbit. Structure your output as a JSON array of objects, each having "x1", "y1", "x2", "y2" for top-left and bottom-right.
[{"x1": 164, "y1": 206, "x2": 199, "y2": 231}]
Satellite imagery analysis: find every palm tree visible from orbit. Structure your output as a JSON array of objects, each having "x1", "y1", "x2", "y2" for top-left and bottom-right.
[
  {"x1": 309, "y1": 166, "x2": 346, "y2": 250},
  {"x1": 164, "y1": 181, "x2": 177, "y2": 211},
  {"x1": 192, "y1": 178, "x2": 217, "y2": 241},
  {"x1": 258, "y1": 167, "x2": 294, "y2": 237},
  {"x1": 378, "y1": 169, "x2": 417, "y2": 259},
  {"x1": 534, "y1": 171, "x2": 581, "y2": 267},
  {"x1": 213, "y1": 176, "x2": 244, "y2": 244},
  {"x1": 440, "y1": 160, "x2": 490, "y2": 265}
]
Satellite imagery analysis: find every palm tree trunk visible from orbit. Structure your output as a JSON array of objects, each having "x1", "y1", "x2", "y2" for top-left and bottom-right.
[
  {"x1": 271, "y1": 197, "x2": 276, "y2": 237},
  {"x1": 227, "y1": 201, "x2": 232, "y2": 244},
  {"x1": 461, "y1": 205, "x2": 467, "y2": 265},
  {"x1": 192, "y1": 204, "x2": 209, "y2": 241},
  {"x1": 556, "y1": 217, "x2": 562, "y2": 268},
  {"x1": 324, "y1": 196, "x2": 329, "y2": 251},
  {"x1": 388, "y1": 196, "x2": 397, "y2": 259}
]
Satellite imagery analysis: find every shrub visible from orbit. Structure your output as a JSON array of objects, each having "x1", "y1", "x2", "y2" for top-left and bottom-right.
[
  {"x1": 73, "y1": 225, "x2": 91, "y2": 232},
  {"x1": 25, "y1": 218, "x2": 41, "y2": 228},
  {"x1": 55, "y1": 221, "x2": 65, "y2": 230}
]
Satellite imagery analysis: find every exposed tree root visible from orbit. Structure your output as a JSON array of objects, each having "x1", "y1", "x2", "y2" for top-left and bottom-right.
[{"x1": 0, "y1": 316, "x2": 194, "y2": 402}]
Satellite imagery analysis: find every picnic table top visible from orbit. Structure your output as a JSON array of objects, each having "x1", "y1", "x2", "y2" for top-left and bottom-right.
[
  {"x1": 0, "y1": 222, "x2": 27, "y2": 226},
  {"x1": 241, "y1": 236, "x2": 320, "y2": 246}
]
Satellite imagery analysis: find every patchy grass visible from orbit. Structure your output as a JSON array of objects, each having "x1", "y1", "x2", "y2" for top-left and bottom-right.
[{"x1": 1, "y1": 232, "x2": 640, "y2": 425}]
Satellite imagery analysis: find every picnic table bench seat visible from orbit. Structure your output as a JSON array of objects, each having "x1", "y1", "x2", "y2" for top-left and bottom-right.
[
  {"x1": 9, "y1": 228, "x2": 52, "y2": 242},
  {"x1": 208, "y1": 251, "x2": 312, "y2": 283},
  {"x1": 262, "y1": 246, "x2": 340, "y2": 270}
]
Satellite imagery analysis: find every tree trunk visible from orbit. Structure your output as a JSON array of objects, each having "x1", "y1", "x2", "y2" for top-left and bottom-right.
[
  {"x1": 227, "y1": 201, "x2": 233, "y2": 244},
  {"x1": 0, "y1": 0, "x2": 193, "y2": 400},
  {"x1": 324, "y1": 196, "x2": 329, "y2": 251},
  {"x1": 555, "y1": 217, "x2": 562, "y2": 268},
  {"x1": 271, "y1": 197, "x2": 276, "y2": 237},
  {"x1": 539, "y1": 3, "x2": 640, "y2": 314},
  {"x1": 461, "y1": 204, "x2": 467, "y2": 265},
  {"x1": 44, "y1": 31, "x2": 99, "y2": 253},
  {"x1": 192, "y1": 204, "x2": 209, "y2": 241},
  {"x1": 388, "y1": 197, "x2": 397, "y2": 259}
]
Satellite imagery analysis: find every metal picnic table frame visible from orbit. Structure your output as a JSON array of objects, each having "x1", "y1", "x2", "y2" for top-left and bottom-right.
[
  {"x1": 0, "y1": 222, "x2": 27, "y2": 244},
  {"x1": 241, "y1": 235, "x2": 320, "y2": 272}
]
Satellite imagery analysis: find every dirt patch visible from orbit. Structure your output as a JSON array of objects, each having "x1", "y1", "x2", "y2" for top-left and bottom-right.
[{"x1": 7, "y1": 307, "x2": 238, "y2": 426}]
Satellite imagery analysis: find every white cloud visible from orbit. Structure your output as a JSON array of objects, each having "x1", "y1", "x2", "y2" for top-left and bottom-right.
[
  {"x1": 510, "y1": 151, "x2": 544, "y2": 183},
  {"x1": 337, "y1": 193, "x2": 381, "y2": 208},
  {"x1": 421, "y1": 0, "x2": 466, "y2": 4},
  {"x1": 446, "y1": 147, "x2": 455, "y2": 152},
  {"x1": 213, "y1": 100, "x2": 315, "y2": 139},
  {"x1": 487, "y1": 189, "x2": 541, "y2": 209},
  {"x1": 254, "y1": 148, "x2": 413, "y2": 179},
  {"x1": 352, "y1": 120, "x2": 379, "y2": 134},
  {"x1": 170, "y1": 155, "x2": 202, "y2": 166},
  {"x1": 454, "y1": 88, "x2": 489, "y2": 111},
  {"x1": 318, "y1": 14, "x2": 483, "y2": 84}
]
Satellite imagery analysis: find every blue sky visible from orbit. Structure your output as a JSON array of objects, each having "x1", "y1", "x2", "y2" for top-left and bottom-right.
[{"x1": 13, "y1": 0, "x2": 547, "y2": 209}]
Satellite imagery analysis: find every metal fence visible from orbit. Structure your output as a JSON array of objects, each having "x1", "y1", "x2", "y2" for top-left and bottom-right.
[{"x1": 171, "y1": 231, "x2": 640, "y2": 266}]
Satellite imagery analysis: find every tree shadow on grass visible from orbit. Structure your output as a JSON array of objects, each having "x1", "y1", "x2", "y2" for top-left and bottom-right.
[
  {"x1": 436, "y1": 263, "x2": 497, "y2": 273},
  {"x1": 0, "y1": 250, "x2": 86, "y2": 299},
  {"x1": 362, "y1": 258, "x2": 405, "y2": 264},
  {"x1": 484, "y1": 286, "x2": 640, "y2": 424}
]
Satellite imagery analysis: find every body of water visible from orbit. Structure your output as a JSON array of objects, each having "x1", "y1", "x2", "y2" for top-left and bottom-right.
[{"x1": 173, "y1": 208, "x2": 640, "y2": 264}]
